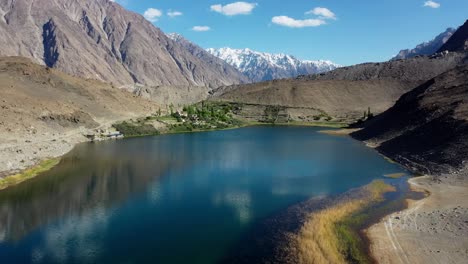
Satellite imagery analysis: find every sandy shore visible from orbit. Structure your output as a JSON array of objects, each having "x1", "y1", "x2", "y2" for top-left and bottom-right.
[
  {"x1": 0, "y1": 129, "x2": 87, "y2": 178},
  {"x1": 367, "y1": 173, "x2": 468, "y2": 264}
]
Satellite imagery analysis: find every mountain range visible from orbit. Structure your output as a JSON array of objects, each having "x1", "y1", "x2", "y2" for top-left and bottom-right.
[
  {"x1": 438, "y1": 20, "x2": 468, "y2": 53},
  {"x1": 206, "y1": 47, "x2": 340, "y2": 82},
  {"x1": 0, "y1": 0, "x2": 246, "y2": 88},
  {"x1": 392, "y1": 27, "x2": 456, "y2": 60}
]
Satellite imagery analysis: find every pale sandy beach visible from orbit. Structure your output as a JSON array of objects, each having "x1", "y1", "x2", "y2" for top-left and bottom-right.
[{"x1": 367, "y1": 172, "x2": 468, "y2": 264}]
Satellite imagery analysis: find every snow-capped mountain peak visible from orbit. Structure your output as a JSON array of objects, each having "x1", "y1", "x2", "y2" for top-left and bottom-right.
[{"x1": 206, "y1": 47, "x2": 340, "y2": 82}]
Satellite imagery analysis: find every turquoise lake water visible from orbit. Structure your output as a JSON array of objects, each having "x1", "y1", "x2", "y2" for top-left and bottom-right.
[{"x1": 0, "y1": 126, "x2": 407, "y2": 263}]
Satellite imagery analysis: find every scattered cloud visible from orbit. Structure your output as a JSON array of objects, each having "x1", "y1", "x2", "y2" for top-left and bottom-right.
[
  {"x1": 423, "y1": 1, "x2": 440, "y2": 8},
  {"x1": 305, "y1": 7, "x2": 336, "y2": 20},
  {"x1": 167, "y1": 10, "x2": 183, "y2": 17},
  {"x1": 143, "y1": 8, "x2": 162, "y2": 22},
  {"x1": 210, "y1": 2, "x2": 257, "y2": 16},
  {"x1": 271, "y1": 16, "x2": 326, "y2": 28},
  {"x1": 192, "y1": 26, "x2": 211, "y2": 32}
]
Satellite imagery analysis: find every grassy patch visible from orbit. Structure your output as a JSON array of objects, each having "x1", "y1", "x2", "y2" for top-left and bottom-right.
[
  {"x1": 113, "y1": 121, "x2": 160, "y2": 137},
  {"x1": 0, "y1": 158, "x2": 60, "y2": 190},
  {"x1": 295, "y1": 180, "x2": 395, "y2": 264}
]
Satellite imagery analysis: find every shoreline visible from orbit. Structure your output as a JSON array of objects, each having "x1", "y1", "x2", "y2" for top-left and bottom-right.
[
  {"x1": 0, "y1": 122, "x2": 346, "y2": 185},
  {"x1": 1, "y1": 123, "x2": 466, "y2": 264},
  {"x1": 365, "y1": 173, "x2": 468, "y2": 264},
  {"x1": 290, "y1": 180, "x2": 398, "y2": 264}
]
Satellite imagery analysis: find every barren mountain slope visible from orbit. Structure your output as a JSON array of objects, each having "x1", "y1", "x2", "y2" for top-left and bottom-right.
[
  {"x1": 0, "y1": 56, "x2": 159, "y2": 175},
  {"x1": 167, "y1": 33, "x2": 250, "y2": 83},
  {"x1": 0, "y1": 0, "x2": 245, "y2": 88},
  {"x1": 438, "y1": 20, "x2": 468, "y2": 53},
  {"x1": 211, "y1": 52, "x2": 466, "y2": 121},
  {"x1": 392, "y1": 27, "x2": 456, "y2": 60},
  {"x1": 352, "y1": 65, "x2": 468, "y2": 174}
]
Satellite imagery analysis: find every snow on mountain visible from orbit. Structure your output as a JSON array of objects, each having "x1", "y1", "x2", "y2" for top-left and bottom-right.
[
  {"x1": 166, "y1": 33, "x2": 249, "y2": 84},
  {"x1": 206, "y1": 47, "x2": 340, "y2": 82}
]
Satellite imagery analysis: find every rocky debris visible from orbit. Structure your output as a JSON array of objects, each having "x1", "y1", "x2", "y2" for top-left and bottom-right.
[{"x1": 39, "y1": 111, "x2": 99, "y2": 128}]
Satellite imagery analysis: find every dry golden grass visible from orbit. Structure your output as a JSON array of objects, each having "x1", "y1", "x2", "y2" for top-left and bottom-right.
[
  {"x1": 384, "y1": 173, "x2": 406, "y2": 179},
  {"x1": 294, "y1": 180, "x2": 395, "y2": 264},
  {"x1": 0, "y1": 158, "x2": 60, "y2": 190},
  {"x1": 318, "y1": 128, "x2": 361, "y2": 136}
]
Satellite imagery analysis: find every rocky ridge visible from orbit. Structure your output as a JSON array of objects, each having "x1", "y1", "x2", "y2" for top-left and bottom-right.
[{"x1": 0, "y1": 0, "x2": 246, "y2": 89}]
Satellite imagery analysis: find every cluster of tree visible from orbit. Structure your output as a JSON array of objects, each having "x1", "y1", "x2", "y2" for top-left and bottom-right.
[
  {"x1": 363, "y1": 107, "x2": 374, "y2": 120},
  {"x1": 178, "y1": 103, "x2": 232, "y2": 123}
]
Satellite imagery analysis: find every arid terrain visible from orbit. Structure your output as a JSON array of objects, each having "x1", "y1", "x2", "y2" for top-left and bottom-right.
[
  {"x1": 368, "y1": 173, "x2": 468, "y2": 264},
  {"x1": 0, "y1": 56, "x2": 160, "y2": 176},
  {"x1": 0, "y1": 0, "x2": 466, "y2": 262},
  {"x1": 211, "y1": 52, "x2": 466, "y2": 122},
  {"x1": 351, "y1": 61, "x2": 468, "y2": 263}
]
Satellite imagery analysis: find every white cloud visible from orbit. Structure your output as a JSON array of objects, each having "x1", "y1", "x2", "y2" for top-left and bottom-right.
[
  {"x1": 210, "y1": 2, "x2": 257, "y2": 16},
  {"x1": 143, "y1": 8, "x2": 162, "y2": 22},
  {"x1": 192, "y1": 26, "x2": 211, "y2": 32},
  {"x1": 423, "y1": 1, "x2": 440, "y2": 8},
  {"x1": 271, "y1": 16, "x2": 326, "y2": 28},
  {"x1": 306, "y1": 7, "x2": 336, "y2": 20},
  {"x1": 167, "y1": 10, "x2": 183, "y2": 18}
]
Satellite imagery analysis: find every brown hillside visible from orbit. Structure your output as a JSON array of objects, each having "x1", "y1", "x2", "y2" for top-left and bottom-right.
[
  {"x1": 0, "y1": 56, "x2": 159, "y2": 174},
  {"x1": 0, "y1": 0, "x2": 246, "y2": 88},
  {"x1": 352, "y1": 65, "x2": 468, "y2": 174},
  {"x1": 212, "y1": 53, "x2": 467, "y2": 121}
]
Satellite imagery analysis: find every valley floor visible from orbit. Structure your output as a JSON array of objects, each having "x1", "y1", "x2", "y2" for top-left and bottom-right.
[
  {"x1": 367, "y1": 172, "x2": 468, "y2": 264},
  {"x1": 1, "y1": 122, "x2": 467, "y2": 264}
]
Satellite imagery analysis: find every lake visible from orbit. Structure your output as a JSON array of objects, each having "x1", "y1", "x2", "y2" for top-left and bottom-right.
[{"x1": 0, "y1": 126, "x2": 407, "y2": 264}]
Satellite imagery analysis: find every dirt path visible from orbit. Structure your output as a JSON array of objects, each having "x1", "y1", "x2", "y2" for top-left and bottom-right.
[{"x1": 367, "y1": 174, "x2": 468, "y2": 264}]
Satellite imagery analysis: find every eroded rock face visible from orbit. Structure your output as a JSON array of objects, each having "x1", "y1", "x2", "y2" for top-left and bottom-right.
[{"x1": 0, "y1": 0, "x2": 246, "y2": 88}]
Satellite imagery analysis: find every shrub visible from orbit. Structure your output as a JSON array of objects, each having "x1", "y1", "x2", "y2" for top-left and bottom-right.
[{"x1": 113, "y1": 122, "x2": 159, "y2": 137}]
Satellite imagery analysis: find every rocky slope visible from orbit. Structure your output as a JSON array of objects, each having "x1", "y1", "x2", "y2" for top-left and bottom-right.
[
  {"x1": 0, "y1": 0, "x2": 245, "y2": 88},
  {"x1": 211, "y1": 52, "x2": 467, "y2": 122},
  {"x1": 167, "y1": 33, "x2": 249, "y2": 83},
  {"x1": 438, "y1": 20, "x2": 468, "y2": 53},
  {"x1": 206, "y1": 47, "x2": 340, "y2": 82},
  {"x1": 352, "y1": 64, "x2": 468, "y2": 174},
  {"x1": 392, "y1": 28, "x2": 456, "y2": 60},
  {"x1": 0, "y1": 56, "x2": 159, "y2": 176}
]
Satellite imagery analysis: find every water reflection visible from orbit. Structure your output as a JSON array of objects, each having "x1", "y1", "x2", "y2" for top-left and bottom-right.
[
  {"x1": 0, "y1": 127, "x2": 407, "y2": 264},
  {"x1": 0, "y1": 141, "x2": 187, "y2": 242}
]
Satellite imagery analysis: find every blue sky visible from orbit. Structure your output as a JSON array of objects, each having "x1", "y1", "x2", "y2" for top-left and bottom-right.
[{"x1": 114, "y1": 0, "x2": 468, "y2": 65}]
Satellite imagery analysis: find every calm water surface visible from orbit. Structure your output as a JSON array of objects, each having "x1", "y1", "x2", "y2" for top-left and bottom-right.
[{"x1": 0, "y1": 126, "x2": 407, "y2": 263}]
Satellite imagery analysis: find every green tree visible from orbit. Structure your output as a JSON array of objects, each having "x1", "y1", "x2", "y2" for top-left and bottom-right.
[{"x1": 169, "y1": 103, "x2": 174, "y2": 116}]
